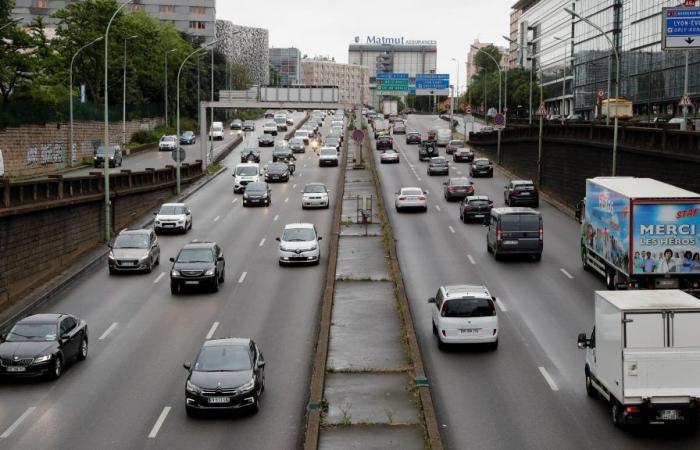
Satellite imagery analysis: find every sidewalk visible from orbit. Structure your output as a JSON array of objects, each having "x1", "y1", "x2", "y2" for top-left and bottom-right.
[{"x1": 317, "y1": 137, "x2": 427, "y2": 449}]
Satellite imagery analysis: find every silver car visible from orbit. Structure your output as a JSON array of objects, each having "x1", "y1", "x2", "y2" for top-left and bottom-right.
[
  {"x1": 108, "y1": 229, "x2": 160, "y2": 274},
  {"x1": 395, "y1": 187, "x2": 428, "y2": 212}
]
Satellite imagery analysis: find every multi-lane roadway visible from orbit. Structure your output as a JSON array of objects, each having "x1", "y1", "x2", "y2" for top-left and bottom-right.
[
  {"x1": 0, "y1": 115, "x2": 337, "y2": 449},
  {"x1": 374, "y1": 115, "x2": 700, "y2": 449}
]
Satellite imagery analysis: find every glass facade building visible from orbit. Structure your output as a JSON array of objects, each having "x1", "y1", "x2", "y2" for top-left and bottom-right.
[{"x1": 268, "y1": 48, "x2": 302, "y2": 85}]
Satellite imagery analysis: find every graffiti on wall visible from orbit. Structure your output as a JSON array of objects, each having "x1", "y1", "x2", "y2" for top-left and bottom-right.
[{"x1": 26, "y1": 142, "x2": 66, "y2": 166}]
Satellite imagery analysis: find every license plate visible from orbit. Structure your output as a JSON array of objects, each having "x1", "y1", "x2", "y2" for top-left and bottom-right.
[
  {"x1": 121, "y1": 262, "x2": 134, "y2": 266},
  {"x1": 503, "y1": 240, "x2": 518, "y2": 245},
  {"x1": 208, "y1": 397, "x2": 231, "y2": 404},
  {"x1": 459, "y1": 328, "x2": 480, "y2": 334},
  {"x1": 6, "y1": 366, "x2": 26, "y2": 372},
  {"x1": 185, "y1": 281, "x2": 199, "y2": 285},
  {"x1": 474, "y1": 214, "x2": 484, "y2": 218},
  {"x1": 659, "y1": 409, "x2": 680, "y2": 420},
  {"x1": 164, "y1": 224, "x2": 174, "y2": 227}
]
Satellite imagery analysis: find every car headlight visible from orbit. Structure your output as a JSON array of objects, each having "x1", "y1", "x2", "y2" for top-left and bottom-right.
[
  {"x1": 139, "y1": 255, "x2": 150, "y2": 262},
  {"x1": 186, "y1": 380, "x2": 201, "y2": 394},
  {"x1": 205, "y1": 269, "x2": 215, "y2": 276},
  {"x1": 262, "y1": 193, "x2": 268, "y2": 198},
  {"x1": 239, "y1": 378, "x2": 255, "y2": 393},
  {"x1": 280, "y1": 246, "x2": 293, "y2": 252},
  {"x1": 243, "y1": 193, "x2": 249, "y2": 199},
  {"x1": 176, "y1": 219, "x2": 184, "y2": 224},
  {"x1": 171, "y1": 270, "x2": 180, "y2": 277},
  {"x1": 33, "y1": 354, "x2": 52, "y2": 364},
  {"x1": 307, "y1": 245, "x2": 318, "y2": 252}
]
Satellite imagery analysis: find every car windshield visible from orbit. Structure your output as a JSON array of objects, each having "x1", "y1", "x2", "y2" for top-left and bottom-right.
[
  {"x1": 450, "y1": 178, "x2": 469, "y2": 186},
  {"x1": 449, "y1": 141, "x2": 463, "y2": 147},
  {"x1": 159, "y1": 205, "x2": 186, "y2": 215},
  {"x1": 475, "y1": 160, "x2": 490, "y2": 166},
  {"x1": 265, "y1": 122, "x2": 276, "y2": 128},
  {"x1": 320, "y1": 149, "x2": 336, "y2": 156},
  {"x1": 274, "y1": 117, "x2": 286, "y2": 124},
  {"x1": 5, "y1": 323, "x2": 57, "y2": 342},
  {"x1": 384, "y1": 150, "x2": 397, "y2": 155},
  {"x1": 290, "y1": 138, "x2": 304, "y2": 145},
  {"x1": 113, "y1": 233, "x2": 149, "y2": 249},
  {"x1": 268, "y1": 163, "x2": 287, "y2": 172},
  {"x1": 296, "y1": 131, "x2": 309, "y2": 136},
  {"x1": 326, "y1": 138, "x2": 339, "y2": 144},
  {"x1": 273, "y1": 147, "x2": 290, "y2": 154},
  {"x1": 514, "y1": 183, "x2": 535, "y2": 191},
  {"x1": 177, "y1": 248, "x2": 214, "y2": 263},
  {"x1": 402, "y1": 189, "x2": 423, "y2": 196},
  {"x1": 304, "y1": 184, "x2": 326, "y2": 193},
  {"x1": 282, "y1": 227, "x2": 316, "y2": 242},
  {"x1": 194, "y1": 345, "x2": 252, "y2": 372},
  {"x1": 408, "y1": 132, "x2": 419, "y2": 136},
  {"x1": 236, "y1": 166, "x2": 258, "y2": 176},
  {"x1": 162, "y1": 136, "x2": 175, "y2": 142},
  {"x1": 246, "y1": 183, "x2": 267, "y2": 192},
  {"x1": 95, "y1": 147, "x2": 115, "y2": 156},
  {"x1": 431, "y1": 158, "x2": 446, "y2": 165},
  {"x1": 443, "y1": 298, "x2": 495, "y2": 318},
  {"x1": 244, "y1": 121, "x2": 254, "y2": 126},
  {"x1": 181, "y1": 132, "x2": 192, "y2": 137},
  {"x1": 500, "y1": 215, "x2": 541, "y2": 231}
]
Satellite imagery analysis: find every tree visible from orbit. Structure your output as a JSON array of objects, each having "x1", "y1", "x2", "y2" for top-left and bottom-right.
[
  {"x1": 0, "y1": 0, "x2": 34, "y2": 103},
  {"x1": 473, "y1": 44, "x2": 504, "y2": 74},
  {"x1": 269, "y1": 65, "x2": 281, "y2": 86},
  {"x1": 230, "y1": 64, "x2": 252, "y2": 90}
]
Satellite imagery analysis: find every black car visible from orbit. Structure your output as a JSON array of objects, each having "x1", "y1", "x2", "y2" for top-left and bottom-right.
[
  {"x1": 258, "y1": 134, "x2": 274, "y2": 147},
  {"x1": 230, "y1": 119, "x2": 242, "y2": 130},
  {"x1": 242, "y1": 121, "x2": 256, "y2": 131},
  {"x1": 443, "y1": 177, "x2": 474, "y2": 201},
  {"x1": 180, "y1": 131, "x2": 196, "y2": 145},
  {"x1": 94, "y1": 145, "x2": 122, "y2": 168},
  {"x1": 170, "y1": 241, "x2": 225, "y2": 294},
  {"x1": 241, "y1": 148, "x2": 261, "y2": 163},
  {"x1": 453, "y1": 147, "x2": 475, "y2": 162},
  {"x1": 460, "y1": 195, "x2": 493, "y2": 223},
  {"x1": 243, "y1": 181, "x2": 272, "y2": 206},
  {"x1": 419, "y1": 141, "x2": 439, "y2": 161},
  {"x1": 406, "y1": 131, "x2": 421, "y2": 144},
  {"x1": 0, "y1": 314, "x2": 88, "y2": 379},
  {"x1": 427, "y1": 157, "x2": 449, "y2": 176},
  {"x1": 265, "y1": 163, "x2": 290, "y2": 183},
  {"x1": 184, "y1": 338, "x2": 265, "y2": 416},
  {"x1": 470, "y1": 158, "x2": 494, "y2": 177},
  {"x1": 504, "y1": 180, "x2": 539, "y2": 207},
  {"x1": 272, "y1": 146, "x2": 293, "y2": 162},
  {"x1": 376, "y1": 135, "x2": 393, "y2": 150}
]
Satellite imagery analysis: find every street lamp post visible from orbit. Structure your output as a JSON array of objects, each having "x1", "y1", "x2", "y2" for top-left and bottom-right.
[
  {"x1": 70, "y1": 36, "x2": 103, "y2": 166},
  {"x1": 553, "y1": 36, "x2": 569, "y2": 124},
  {"x1": 0, "y1": 17, "x2": 23, "y2": 32},
  {"x1": 528, "y1": 57, "x2": 545, "y2": 187},
  {"x1": 565, "y1": 6, "x2": 620, "y2": 176},
  {"x1": 472, "y1": 45, "x2": 503, "y2": 163},
  {"x1": 164, "y1": 48, "x2": 177, "y2": 129},
  {"x1": 451, "y1": 57, "x2": 460, "y2": 133},
  {"x1": 103, "y1": 0, "x2": 133, "y2": 242},
  {"x1": 503, "y1": 35, "x2": 533, "y2": 125},
  {"x1": 122, "y1": 34, "x2": 139, "y2": 145},
  {"x1": 177, "y1": 40, "x2": 219, "y2": 194}
]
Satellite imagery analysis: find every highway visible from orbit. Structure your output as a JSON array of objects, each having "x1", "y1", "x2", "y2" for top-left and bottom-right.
[
  {"x1": 0, "y1": 114, "x2": 337, "y2": 449},
  {"x1": 373, "y1": 115, "x2": 700, "y2": 449}
]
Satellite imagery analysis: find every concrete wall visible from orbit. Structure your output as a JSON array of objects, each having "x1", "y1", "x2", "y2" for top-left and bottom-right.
[{"x1": 0, "y1": 118, "x2": 161, "y2": 179}]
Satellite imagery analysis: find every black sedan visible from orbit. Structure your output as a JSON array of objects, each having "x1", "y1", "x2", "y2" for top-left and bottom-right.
[
  {"x1": 258, "y1": 134, "x2": 274, "y2": 147},
  {"x1": 180, "y1": 131, "x2": 196, "y2": 145},
  {"x1": 406, "y1": 132, "x2": 422, "y2": 144},
  {"x1": 272, "y1": 146, "x2": 293, "y2": 162},
  {"x1": 427, "y1": 157, "x2": 449, "y2": 176},
  {"x1": 170, "y1": 241, "x2": 225, "y2": 294},
  {"x1": 240, "y1": 148, "x2": 261, "y2": 163},
  {"x1": 460, "y1": 195, "x2": 494, "y2": 223},
  {"x1": 184, "y1": 338, "x2": 265, "y2": 416},
  {"x1": 243, "y1": 181, "x2": 272, "y2": 206},
  {"x1": 0, "y1": 313, "x2": 88, "y2": 379},
  {"x1": 443, "y1": 177, "x2": 474, "y2": 201},
  {"x1": 470, "y1": 158, "x2": 494, "y2": 177},
  {"x1": 265, "y1": 163, "x2": 290, "y2": 183}
]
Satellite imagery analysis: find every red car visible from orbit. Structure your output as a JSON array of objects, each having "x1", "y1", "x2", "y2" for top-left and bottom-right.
[{"x1": 406, "y1": 132, "x2": 422, "y2": 144}]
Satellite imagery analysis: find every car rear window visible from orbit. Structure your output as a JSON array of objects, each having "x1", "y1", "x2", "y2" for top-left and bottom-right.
[
  {"x1": 468, "y1": 199, "x2": 490, "y2": 207},
  {"x1": 442, "y1": 298, "x2": 495, "y2": 317},
  {"x1": 514, "y1": 183, "x2": 535, "y2": 191},
  {"x1": 402, "y1": 189, "x2": 423, "y2": 196},
  {"x1": 499, "y1": 214, "x2": 541, "y2": 231},
  {"x1": 450, "y1": 178, "x2": 469, "y2": 186}
]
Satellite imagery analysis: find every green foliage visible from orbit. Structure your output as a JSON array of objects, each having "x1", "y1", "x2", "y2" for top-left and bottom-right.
[
  {"x1": 230, "y1": 64, "x2": 252, "y2": 91},
  {"x1": 269, "y1": 65, "x2": 281, "y2": 86},
  {"x1": 466, "y1": 68, "x2": 536, "y2": 116},
  {"x1": 473, "y1": 44, "x2": 504, "y2": 74}
]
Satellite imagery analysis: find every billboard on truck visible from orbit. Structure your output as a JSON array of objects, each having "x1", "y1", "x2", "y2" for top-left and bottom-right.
[
  {"x1": 631, "y1": 203, "x2": 700, "y2": 274},
  {"x1": 584, "y1": 180, "x2": 631, "y2": 274}
]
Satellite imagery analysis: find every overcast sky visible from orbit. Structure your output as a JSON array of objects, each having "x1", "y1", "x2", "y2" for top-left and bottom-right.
[{"x1": 217, "y1": 0, "x2": 512, "y2": 93}]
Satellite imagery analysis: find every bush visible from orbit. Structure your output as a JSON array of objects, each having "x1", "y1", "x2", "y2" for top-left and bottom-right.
[{"x1": 131, "y1": 129, "x2": 157, "y2": 144}]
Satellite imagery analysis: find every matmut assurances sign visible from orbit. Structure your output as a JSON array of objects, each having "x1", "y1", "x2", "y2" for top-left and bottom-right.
[{"x1": 353, "y1": 36, "x2": 437, "y2": 46}]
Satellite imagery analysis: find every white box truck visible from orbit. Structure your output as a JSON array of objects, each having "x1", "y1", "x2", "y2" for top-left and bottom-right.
[{"x1": 577, "y1": 290, "x2": 700, "y2": 427}]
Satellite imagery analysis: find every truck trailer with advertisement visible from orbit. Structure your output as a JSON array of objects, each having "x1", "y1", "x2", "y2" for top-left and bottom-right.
[
  {"x1": 577, "y1": 290, "x2": 700, "y2": 427},
  {"x1": 577, "y1": 177, "x2": 700, "y2": 293}
]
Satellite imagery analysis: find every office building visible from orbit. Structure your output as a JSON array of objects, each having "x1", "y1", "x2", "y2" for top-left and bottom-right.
[
  {"x1": 11, "y1": 0, "x2": 216, "y2": 42},
  {"x1": 216, "y1": 21, "x2": 269, "y2": 86},
  {"x1": 508, "y1": 8, "x2": 523, "y2": 69},
  {"x1": 268, "y1": 47, "x2": 302, "y2": 85},
  {"x1": 466, "y1": 39, "x2": 508, "y2": 81},
  {"x1": 301, "y1": 58, "x2": 370, "y2": 105}
]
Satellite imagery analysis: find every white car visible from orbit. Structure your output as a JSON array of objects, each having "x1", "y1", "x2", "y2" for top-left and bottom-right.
[
  {"x1": 380, "y1": 149, "x2": 400, "y2": 164},
  {"x1": 263, "y1": 122, "x2": 278, "y2": 135},
  {"x1": 233, "y1": 163, "x2": 261, "y2": 193},
  {"x1": 428, "y1": 285, "x2": 499, "y2": 350},
  {"x1": 154, "y1": 203, "x2": 192, "y2": 233},
  {"x1": 301, "y1": 183, "x2": 330, "y2": 209},
  {"x1": 277, "y1": 223, "x2": 322, "y2": 265},
  {"x1": 209, "y1": 121, "x2": 224, "y2": 141},
  {"x1": 318, "y1": 147, "x2": 339, "y2": 167},
  {"x1": 159, "y1": 135, "x2": 177, "y2": 151},
  {"x1": 395, "y1": 187, "x2": 427, "y2": 212},
  {"x1": 294, "y1": 129, "x2": 310, "y2": 144}
]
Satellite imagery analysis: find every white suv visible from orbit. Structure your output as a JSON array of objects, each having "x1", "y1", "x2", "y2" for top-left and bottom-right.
[
  {"x1": 428, "y1": 285, "x2": 498, "y2": 350},
  {"x1": 154, "y1": 202, "x2": 192, "y2": 233},
  {"x1": 276, "y1": 223, "x2": 322, "y2": 265}
]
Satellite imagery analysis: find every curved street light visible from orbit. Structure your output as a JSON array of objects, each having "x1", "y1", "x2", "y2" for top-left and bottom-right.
[
  {"x1": 471, "y1": 45, "x2": 504, "y2": 163},
  {"x1": 70, "y1": 36, "x2": 104, "y2": 165}
]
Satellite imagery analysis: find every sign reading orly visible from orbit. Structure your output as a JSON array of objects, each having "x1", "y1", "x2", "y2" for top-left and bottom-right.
[{"x1": 354, "y1": 36, "x2": 436, "y2": 45}]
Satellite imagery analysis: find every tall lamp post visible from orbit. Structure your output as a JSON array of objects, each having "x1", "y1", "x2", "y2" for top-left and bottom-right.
[
  {"x1": 70, "y1": 36, "x2": 103, "y2": 164},
  {"x1": 451, "y1": 57, "x2": 460, "y2": 132},
  {"x1": 503, "y1": 36, "x2": 534, "y2": 125},
  {"x1": 471, "y1": 45, "x2": 503, "y2": 163},
  {"x1": 122, "y1": 34, "x2": 139, "y2": 144},
  {"x1": 528, "y1": 57, "x2": 545, "y2": 187},
  {"x1": 0, "y1": 17, "x2": 23, "y2": 32},
  {"x1": 164, "y1": 48, "x2": 177, "y2": 129},
  {"x1": 553, "y1": 36, "x2": 570, "y2": 124},
  {"x1": 565, "y1": 6, "x2": 619, "y2": 176},
  {"x1": 178, "y1": 40, "x2": 219, "y2": 194},
  {"x1": 103, "y1": 0, "x2": 133, "y2": 242}
]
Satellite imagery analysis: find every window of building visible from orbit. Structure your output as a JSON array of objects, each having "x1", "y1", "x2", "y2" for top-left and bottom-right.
[
  {"x1": 34, "y1": 0, "x2": 48, "y2": 8},
  {"x1": 189, "y1": 21, "x2": 207, "y2": 30},
  {"x1": 159, "y1": 5, "x2": 176, "y2": 14},
  {"x1": 190, "y1": 6, "x2": 206, "y2": 15}
]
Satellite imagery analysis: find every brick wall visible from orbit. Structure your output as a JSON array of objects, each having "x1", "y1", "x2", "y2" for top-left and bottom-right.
[{"x1": 0, "y1": 118, "x2": 161, "y2": 179}]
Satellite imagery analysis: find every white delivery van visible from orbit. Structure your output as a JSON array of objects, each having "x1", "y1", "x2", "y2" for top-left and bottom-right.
[
  {"x1": 436, "y1": 129, "x2": 452, "y2": 147},
  {"x1": 578, "y1": 290, "x2": 700, "y2": 427},
  {"x1": 232, "y1": 163, "x2": 260, "y2": 193},
  {"x1": 209, "y1": 121, "x2": 224, "y2": 141}
]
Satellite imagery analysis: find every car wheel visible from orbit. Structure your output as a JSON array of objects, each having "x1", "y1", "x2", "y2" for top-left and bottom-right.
[
  {"x1": 533, "y1": 253, "x2": 542, "y2": 262},
  {"x1": 324, "y1": 202, "x2": 330, "y2": 209},
  {"x1": 109, "y1": 267, "x2": 116, "y2": 275},
  {"x1": 422, "y1": 206, "x2": 428, "y2": 212},
  {"x1": 493, "y1": 248, "x2": 500, "y2": 261},
  {"x1": 611, "y1": 401, "x2": 624, "y2": 427},
  {"x1": 301, "y1": 205, "x2": 307, "y2": 210},
  {"x1": 212, "y1": 276, "x2": 220, "y2": 292},
  {"x1": 437, "y1": 336, "x2": 446, "y2": 351},
  {"x1": 461, "y1": 213, "x2": 467, "y2": 224},
  {"x1": 243, "y1": 201, "x2": 248, "y2": 207},
  {"x1": 585, "y1": 371, "x2": 597, "y2": 398},
  {"x1": 170, "y1": 280, "x2": 180, "y2": 295},
  {"x1": 146, "y1": 259, "x2": 153, "y2": 273},
  {"x1": 77, "y1": 337, "x2": 88, "y2": 361},
  {"x1": 52, "y1": 355, "x2": 63, "y2": 379},
  {"x1": 250, "y1": 393, "x2": 260, "y2": 414},
  {"x1": 219, "y1": 268, "x2": 225, "y2": 283},
  {"x1": 605, "y1": 268, "x2": 616, "y2": 290},
  {"x1": 432, "y1": 322, "x2": 437, "y2": 335},
  {"x1": 487, "y1": 241, "x2": 492, "y2": 253}
]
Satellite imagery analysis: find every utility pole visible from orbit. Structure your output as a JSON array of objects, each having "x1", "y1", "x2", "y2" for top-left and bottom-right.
[{"x1": 122, "y1": 35, "x2": 139, "y2": 145}]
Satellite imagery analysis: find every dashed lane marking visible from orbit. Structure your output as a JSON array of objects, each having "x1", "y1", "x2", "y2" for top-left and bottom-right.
[
  {"x1": 153, "y1": 272, "x2": 165, "y2": 284},
  {"x1": 1, "y1": 407, "x2": 36, "y2": 439},
  {"x1": 538, "y1": 367, "x2": 560, "y2": 391},
  {"x1": 147, "y1": 407, "x2": 171, "y2": 438},
  {"x1": 205, "y1": 322, "x2": 219, "y2": 340},
  {"x1": 238, "y1": 272, "x2": 247, "y2": 283},
  {"x1": 213, "y1": 215, "x2": 220, "y2": 222},
  {"x1": 495, "y1": 297, "x2": 508, "y2": 312},
  {"x1": 273, "y1": 214, "x2": 279, "y2": 222},
  {"x1": 99, "y1": 322, "x2": 118, "y2": 340},
  {"x1": 435, "y1": 205, "x2": 442, "y2": 212},
  {"x1": 448, "y1": 225, "x2": 455, "y2": 234},
  {"x1": 560, "y1": 268, "x2": 574, "y2": 279},
  {"x1": 259, "y1": 238, "x2": 266, "y2": 247},
  {"x1": 467, "y1": 255, "x2": 476, "y2": 265}
]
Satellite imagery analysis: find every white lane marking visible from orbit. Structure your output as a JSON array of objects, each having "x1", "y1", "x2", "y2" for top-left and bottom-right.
[
  {"x1": 213, "y1": 215, "x2": 220, "y2": 222},
  {"x1": 448, "y1": 225, "x2": 455, "y2": 234},
  {"x1": 259, "y1": 238, "x2": 266, "y2": 247},
  {"x1": 232, "y1": 198, "x2": 238, "y2": 204},
  {"x1": 435, "y1": 205, "x2": 441, "y2": 212},
  {"x1": 416, "y1": 176, "x2": 422, "y2": 181},
  {"x1": 238, "y1": 272, "x2": 247, "y2": 283},
  {"x1": 205, "y1": 322, "x2": 219, "y2": 340},
  {"x1": 1, "y1": 407, "x2": 36, "y2": 439},
  {"x1": 153, "y1": 272, "x2": 165, "y2": 284},
  {"x1": 560, "y1": 268, "x2": 574, "y2": 279},
  {"x1": 99, "y1": 322, "x2": 119, "y2": 340},
  {"x1": 292, "y1": 184, "x2": 297, "y2": 189},
  {"x1": 148, "y1": 406, "x2": 171, "y2": 438},
  {"x1": 495, "y1": 297, "x2": 508, "y2": 312},
  {"x1": 273, "y1": 214, "x2": 279, "y2": 222},
  {"x1": 467, "y1": 255, "x2": 476, "y2": 265},
  {"x1": 303, "y1": 164, "x2": 307, "y2": 168},
  {"x1": 284, "y1": 197, "x2": 289, "y2": 203},
  {"x1": 538, "y1": 367, "x2": 560, "y2": 391}
]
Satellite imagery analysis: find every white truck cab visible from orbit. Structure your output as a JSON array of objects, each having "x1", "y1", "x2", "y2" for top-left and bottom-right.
[{"x1": 232, "y1": 163, "x2": 260, "y2": 193}]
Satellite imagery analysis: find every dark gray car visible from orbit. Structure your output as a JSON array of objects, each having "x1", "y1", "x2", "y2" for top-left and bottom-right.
[
  {"x1": 108, "y1": 229, "x2": 160, "y2": 274},
  {"x1": 486, "y1": 208, "x2": 542, "y2": 261},
  {"x1": 170, "y1": 241, "x2": 225, "y2": 293},
  {"x1": 427, "y1": 157, "x2": 449, "y2": 176},
  {"x1": 94, "y1": 145, "x2": 122, "y2": 168}
]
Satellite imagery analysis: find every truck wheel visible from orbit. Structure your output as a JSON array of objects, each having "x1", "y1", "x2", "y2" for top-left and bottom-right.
[
  {"x1": 605, "y1": 268, "x2": 616, "y2": 290},
  {"x1": 585, "y1": 371, "x2": 597, "y2": 398},
  {"x1": 611, "y1": 401, "x2": 624, "y2": 427}
]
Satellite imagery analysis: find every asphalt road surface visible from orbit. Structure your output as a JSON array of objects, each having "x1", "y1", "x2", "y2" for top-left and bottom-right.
[
  {"x1": 374, "y1": 115, "x2": 700, "y2": 450},
  {"x1": 0, "y1": 113, "x2": 337, "y2": 450}
]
